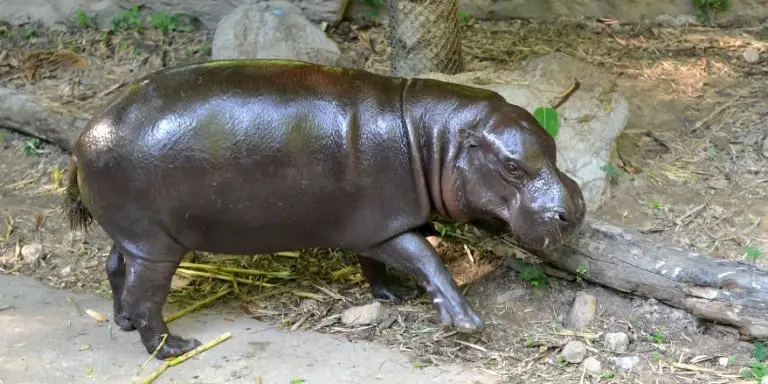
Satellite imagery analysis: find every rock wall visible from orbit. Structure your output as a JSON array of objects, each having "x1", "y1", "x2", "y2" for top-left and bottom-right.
[
  {"x1": 455, "y1": 0, "x2": 768, "y2": 24},
  {"x1": 1, "y1": 0, "x2": 766, "y2": 29}
]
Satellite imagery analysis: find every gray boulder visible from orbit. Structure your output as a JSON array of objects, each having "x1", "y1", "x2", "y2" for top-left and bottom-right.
[
  {"x1": 418, "y1": 52, "x2": 630, "y2": 212},
  {"x1": 212, "y1": 2, "x2": 341, "y2": 65}
]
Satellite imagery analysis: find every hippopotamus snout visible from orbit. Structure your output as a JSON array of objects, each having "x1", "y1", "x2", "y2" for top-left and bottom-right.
[
  {"x1": 535, "y1": 170, "x2": 586, "y2": 241},
  {"x1": 538, "y1": 171, "x2": 585, "y2": 222}
]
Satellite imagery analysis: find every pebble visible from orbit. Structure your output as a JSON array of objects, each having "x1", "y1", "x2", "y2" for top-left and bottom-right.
[
  {"x1": 761, "y1": 376, "x2": 768, "y2": 384},
  {"x1": 60, "y1": 265, "x2": 71, "y2": 276},
  {"x1": 743, "y1": 48, "x2": 761, "y2": 64},
  {"x1": 604, "y1": 332, "x2": 629, "y2": 353},
  {"x1": 567, "y1": 292, "x2": 597, "y2": 329},
  {"x1": 582, "y1": 357, "x2": 602, "y2": 375},
  {"x1": 718, "y1": 356, "x2": 729, "y2": 367},
  {"x1": 614, "y1": 356, "x2": 640, "y2": 371},
  {"x1": 561, "y1": 340, "x2": 587, "y2": 364},
  {"x1": 299, "y1": 299, "x2": 321, "y2": 313},
  {"x1": 341, "y1": 301, "x2": 389, "y2": 326},
  {"x1": 707, "y1": 178, "x2": 729, "y2": 190},
  {"x1": 21, "y1": 243, "x2": 43, "y2": 264}
]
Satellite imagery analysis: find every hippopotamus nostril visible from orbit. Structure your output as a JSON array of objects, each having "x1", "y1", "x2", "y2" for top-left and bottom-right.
[{"x1": 553, "y1": 207, "x2": 569, "y2": 223}]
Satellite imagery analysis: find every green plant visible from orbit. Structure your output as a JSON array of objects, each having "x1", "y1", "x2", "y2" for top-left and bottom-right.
[
  {"x1": 147, "y1": 12, "x2": 198, "y2": 34},
  {"x1": 21, "y1": 27, "x2": 38, "y2": 40},
  {"x1": 741, "y1": 360, "x2": 767, "y2": 381},
  {"x1": 70, "y1": 10, "x2": 95, "y2": 29},
  {"x1": 692, "y1": 0, "x2": 731, "y2": 23},
  {"x1": 744, "y1": 247, "x2": 762, "y2": 262},
  {"x1": 358, "y1": 0, "x2": 386, "y2": 20},
  {"x1": 533, "y1": 106, "x2": 559, "y2": 138},
  {"x1": 458, "y1": 12, "x2": 474, "y2": 25},
  {"x1": 648, "y1": 326, "x2": 665, "y2": 344},
  {"x1": 754, "y1": 340, "x2": 767, "y2": 361},
  {"x1": 575, "y1": 264, "x2": 587, "y2": 284},
  {"x1": 109, "y1": 5, "x2": 144, "y2": 32},
  {"x1": 518, "y1": 263, "x2": 549, "y2": 288},
  {"x1": 23, "y1": 138, "x2": 41, "y2": 157},
  {"x1": 599, "y1": 370, "x2": 615, "y2": 379}
]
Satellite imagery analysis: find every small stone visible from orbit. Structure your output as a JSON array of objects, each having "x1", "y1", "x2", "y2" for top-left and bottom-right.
[
  {"x1": 561, "y1": 340, "x2": 587, "y2": 364},
  {"x1": 707, "y1": 178, "x2": 729, "y2": 190},
  {"x1": 743, "y1": 49, "x2": 761, "y2": 64},
  {"x1": 60, "y1": 265, "x2": 71, "y2": 276},
  {"x1": 21, "y1": 243, "x2": 43, "y2": 264},
  {"x1": 299, "y1": 299, "x2": 320, "y2": 313},
  {"x1": 614, "y1": 356, "x2": 640, "y2": 371},
  {"x1": 760, "y1": 376, "x2": 768, "y2": 384},
  {"x1": 604, "y1": 332, "x2": 629, "y2": 353},
  {"x1": 718, "y1": 356, "x2": 729, "y2": 367},
  {"x1": 568, "y1": 292, "x2": 597, "y2": 329},
  {"x1": 582, "y1": 357, "x2": 602, "y2": 375},
  {"x1": 341, "y1": 301, "x2": 389, "y2": 326}
]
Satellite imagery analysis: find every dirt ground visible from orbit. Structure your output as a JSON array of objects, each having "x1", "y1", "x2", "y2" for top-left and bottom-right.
[{"x1": 1, "y1": 10, "x2": 767, "y2": 384}]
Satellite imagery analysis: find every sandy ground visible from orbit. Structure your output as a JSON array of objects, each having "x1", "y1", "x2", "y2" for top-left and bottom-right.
[{"x1": 0, "y1": 273, "x2": 493, "y2": 384}]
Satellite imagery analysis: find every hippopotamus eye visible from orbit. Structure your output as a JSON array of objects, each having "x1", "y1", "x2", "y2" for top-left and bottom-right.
[{"x1": 505, "y1": 161, "x2": 523, "y2": 177}]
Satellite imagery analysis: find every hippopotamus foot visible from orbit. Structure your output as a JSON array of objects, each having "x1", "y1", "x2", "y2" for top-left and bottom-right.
[
  {"x1": 105, "y1": 244, "x2": 135, "y2": 331},
  {"x1": 117, "y1": 234, "x2": 202, "y2": 359},
  {"x1": 357, "y1": 256, "x2": 418, "y2": 304},
  {"x1": 361, "y1": 231, "x2": 484, "y2": 332}
]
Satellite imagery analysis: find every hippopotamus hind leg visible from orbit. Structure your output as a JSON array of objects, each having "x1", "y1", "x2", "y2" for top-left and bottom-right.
[
  {"x1": 357, "y1": 256, "x2": 419, "y2": 304},
  {"x1": 105, "y1": 244, "x2": 134, "y2": 331},
  {"x1": 360, "y1": 231, "x2": 484, "y2": 332},
  {"x1": 119, "y1": 231, "x2": 202, "y2": 359}
]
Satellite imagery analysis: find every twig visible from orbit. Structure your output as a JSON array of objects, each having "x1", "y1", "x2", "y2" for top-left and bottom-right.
[
  {"x1": 96, "y1": 81, "x2": 126, "y2": 98},
  {"x1": 132, "y1": 334, "x2": 168, "y2": 383},
  {"x1": 175, "y1": 268, "x2": 276, "y2": 288},
  {"x1": 139, "y1": 332, "x2": 233, "y2": 384},
  {"x1": 689, "y1": 96, "x2": 741, "y2": 134},
  {"x1": 674, "y1": 202, "x2": 708, "y2": 231},
  {"x1": 164, "y1": 286, "x2": 233, "y2": 324},
  {"x1": 178, "y1": 262, "x2": 294, "y2": 279},
  {"x1": 552, "y1": 79, "x2": 581, "y2": 110}
]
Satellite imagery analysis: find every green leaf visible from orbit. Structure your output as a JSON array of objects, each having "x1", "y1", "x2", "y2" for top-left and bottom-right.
[{"x1": 533, "y1": 106, "x2": 559, "y2": 138}]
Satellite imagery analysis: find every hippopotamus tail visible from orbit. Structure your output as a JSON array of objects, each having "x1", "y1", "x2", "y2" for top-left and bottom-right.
[{"x1": 62, "y1": 157, "x2": 93, "y2": 232}]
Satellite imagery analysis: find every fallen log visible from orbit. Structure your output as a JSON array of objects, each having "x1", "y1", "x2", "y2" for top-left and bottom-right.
[
  {"x1": 487, "y1": 218, "x2": 768, "y2": 339},
  {"x1": 0, "y1": 87, "x2": 89, "y2": 152}
]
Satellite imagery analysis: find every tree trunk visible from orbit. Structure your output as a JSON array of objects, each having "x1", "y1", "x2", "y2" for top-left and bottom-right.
[
  {"x1": 0, "y1": 88, "x2": 88, "y2": 152},
  {"x1": 489, "y1": 218, "x2": 768, "y2": 339}
]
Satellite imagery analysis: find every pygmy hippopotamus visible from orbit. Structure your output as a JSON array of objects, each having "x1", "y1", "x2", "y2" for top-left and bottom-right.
[{"x1": 63, "y1": 59, "x2": 586, "y2": 359}]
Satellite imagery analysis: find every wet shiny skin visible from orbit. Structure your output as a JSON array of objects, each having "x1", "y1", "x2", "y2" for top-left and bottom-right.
[{"x1": 70, "y1": 59, "x2": 585, "y2": 359}]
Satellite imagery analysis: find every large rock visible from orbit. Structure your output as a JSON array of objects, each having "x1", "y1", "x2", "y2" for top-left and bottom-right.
[
  {"x1": 212, "y1": 2, "x2": 341, "y2": 65},
  {"x1": 418, "y1": 52, "x2": 629, "y2": 212}
]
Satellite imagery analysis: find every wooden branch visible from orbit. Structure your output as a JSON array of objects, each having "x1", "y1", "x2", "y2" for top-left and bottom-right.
[
  {"x1": 489, "y1": 218, "x2": 768, "y2": 339},
  {"x1": 0, "y1": 87, "x2": 89, "y2": 152}
]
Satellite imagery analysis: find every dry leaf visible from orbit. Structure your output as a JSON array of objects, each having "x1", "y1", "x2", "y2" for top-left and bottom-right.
[{"x1": 85, "y1": 309, "x2": 108, "y2": 322}]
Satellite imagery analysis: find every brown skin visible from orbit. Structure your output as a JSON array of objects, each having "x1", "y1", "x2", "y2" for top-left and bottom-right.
[{"x1": 63, "y1": 59, "x2": 586, "y2": 359}]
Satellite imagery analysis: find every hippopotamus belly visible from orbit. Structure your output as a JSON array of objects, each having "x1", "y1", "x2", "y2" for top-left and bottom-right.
[{"x1": 75, "y1": 64, "x2": 428, "y2": 255}]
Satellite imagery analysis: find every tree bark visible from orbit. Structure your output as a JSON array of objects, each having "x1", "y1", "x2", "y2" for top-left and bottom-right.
[
  {"x1": 489, "y1": 218, "x2": 768, "y2": 339},
  {"x1": 0, "y1": 87, "x2": 88, "y2": 152}
]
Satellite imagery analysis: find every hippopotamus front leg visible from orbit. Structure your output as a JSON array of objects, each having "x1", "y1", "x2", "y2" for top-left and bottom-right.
[
  {"x1": 118, "y1": 233, "x2": 201, "y2": 359},
  {"x1": 360, "y1": 231, "x2": 483, "y2": 331},
  {"x1": 105, "y1": 244, "x2": 134, "y2": 331}
]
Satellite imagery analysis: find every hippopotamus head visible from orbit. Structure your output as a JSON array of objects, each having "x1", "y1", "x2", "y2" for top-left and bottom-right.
[{"x1": 450, "y1": 104, "x2": 586, "y2": 251}]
